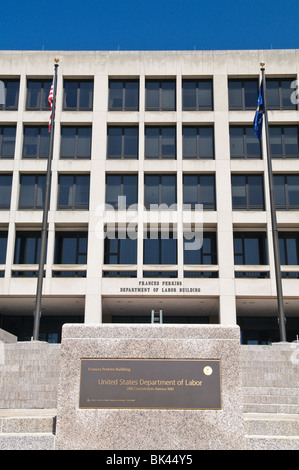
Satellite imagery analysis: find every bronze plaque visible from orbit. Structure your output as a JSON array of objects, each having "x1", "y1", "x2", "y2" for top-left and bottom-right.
[{"x1": 79, "y1": 359, "x2": 221, "y2": 410}]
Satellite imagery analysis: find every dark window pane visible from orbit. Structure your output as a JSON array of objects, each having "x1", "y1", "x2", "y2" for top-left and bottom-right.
[
  {"x1": 107, "y1": 127, "x2": 138, "y2": 159},
  {"x1": 230, "y1": 127, "x2": 244, "y2": 157},
  {"x1": 27, "y1": 80, "x2": 52, "y2": 110},
  {"x1": 0, "y1": 232, "x2": 7, "y2": 264},
  {"x1": 124, "y1": 127, "x2": 138, "y2": 157},
  {"x1": 106, "y1": 175, "x2": 121, "y2": 207},
  {"x1": 228, "y1": 81, "x2": 242, "y2": 109},
  {"x1": 145, "y1": 127, "x2": 159, "y2": 158},
  {"x1": 184, "y1": 232, "x2": 217, "y2": 265},
  {"x1": 284, "y1": 127, "x2": 299, "y2": 155},
  {"x1": 104, "y1": 236, "x2": 137, "y2": 264},
  {"x1": 61, "y1": 127, "x2": 91, "y2": 159},
  {"x1": 182, "y1": 80, "x2": 196, "y2": 108},
  {"x1": 183, "y1": 126, "x2": 214, "y2": 159},
  {"x1": 233, "y1": 233, "x2": 267, "y2": 265},
  {"x1": 107, "y1": 127, "x2": 122, "y2": 157},
  {"x1": 109, "y1": 81, "x2": 123, "y2": 109},
  {"x1": 144, "y1": 233, "x2": 177, "y2": 264},
  {"x1": 58, "y1": 175, "x2": 89, "y2": 209},
  {"x1": 23, "y1": 127, "x2": 49, "y2": 159},
  {"x1": 64, "y1": 81, "x2": 77, "y2": 108},
  {"x1": 14, "y1": 231, "x2": 42, "y2": 264},
  {"x1": 288, "y1": 176, "x2": 299, "y2": 206},
  {"x1": 228, "y1": 79, "x2": 258, "y2": 110},
  {"x1": 244, "y1": 80, "x2": 258, "y2": 108},
  {"x1": 79, "y1": 81, "x2": 93, "y2": 109},
  {"x1": 145, "y1": 80, "x2": 176, "y2": 110},
  {"x1": 54, "y1": 232, "x2": 88, "y2": 264},
  {"x1": 0, "y1": 174, "x2": 12, "y2": 209},
  {"x1": 232, "y1": 175, "x2": 246, "y2": 207},
  {"x1": 273, "y1": 175, "x2": 287, "y2": 207},
  {"x1": 61, "y1": 127, "x2": 76, "y2": 157},
  {"x1": 19, "y1": 174, "x2": 46, "y2": 209},
  {"x1": 144, "y1": 175, "x2": 160, "y2": 206},
  {"x1": 183, "y1": 127, "x2": 197, "y2": 157},
  {"x1": 0, "y1": 126, "x2": 16, "y2": 158},
  {"x1": 0, "y1": 80, "x2": 19, "y2": 110},
  {"x1": 125, "y1": 81, "x2": 139, "y2": 110},
  {"x1": 63, "y1": 80, "x2": 93, "y2": 110}
]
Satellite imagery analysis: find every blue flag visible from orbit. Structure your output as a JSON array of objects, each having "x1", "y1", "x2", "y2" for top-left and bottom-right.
[{"x1": 254, "y1": 81, "x2": 264, "y2": 140}]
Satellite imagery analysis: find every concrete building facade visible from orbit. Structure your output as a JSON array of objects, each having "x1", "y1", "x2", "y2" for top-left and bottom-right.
[{"x1": 0, "y1": 49, "x2": 299, "y2": 343}]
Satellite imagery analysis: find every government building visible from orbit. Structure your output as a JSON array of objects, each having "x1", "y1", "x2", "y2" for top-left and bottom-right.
[{"x1": 0, "y1": 49, "x2": 299, "y2": 344}]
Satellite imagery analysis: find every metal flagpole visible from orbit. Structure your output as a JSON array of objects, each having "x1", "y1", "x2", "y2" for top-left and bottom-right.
[
  {"x1": 33, "y1": 59, "x2": 59, "y2": 341},
  {"x1": 260, "y1": 64, "x2": 287, "y2": 342}
]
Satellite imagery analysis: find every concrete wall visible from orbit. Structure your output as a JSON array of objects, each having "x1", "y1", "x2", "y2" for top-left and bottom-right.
[{"x1": 0, "y1": 329, "x2": 298, "y2": 410}]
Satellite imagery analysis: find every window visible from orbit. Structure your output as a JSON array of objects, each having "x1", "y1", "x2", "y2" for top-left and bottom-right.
[
  {"x1": 107, "y1": 126, "x2": 138, "y2": 159},
  {"x1": 54, "y1": 232, "x2": 88, "y2": 264},
  {"x1": 269, "y1": 126, "x2": 299, "y2": 158},
  {"x1": 184, "y1": 232, "x2": 217, "y2": 264},
  {"x1": 144, "y1": 232, "x2": 177, "y2": 264},
  {"x1": 228, "y1": 79, "x2": 258, "y2": 110},
  {"x1": 234, "y1": 232, "x2": 268, "y2": 265},
  {"x1": 26, "y1": 79, "x2": 52, "y2": 110},
  {"x1": 273, "y1": 174, "x2": 299, "y2": 209},
  {"x1": 23, "y1": 126, "x2": 50, "y2": 159},
  {"x1": 0, "y1": 79, "x2": 19, "y2": 110},
  {"x1": 266, "y1": 78, "x2": 297, "y2": 110},
  {"x1": 108, "y1": 79, "x2": 139, "y2": 110},
  {"x1": 182, "y1": 126, "x2": 214, "y2": 159},
  {"x1": 104, "y1": 233, "x2": 137, "y2": 264},
  {"x1": 0, "y1": 174, "x2": 12, "y2": 209},
  {"x1": 60, "y1": 126, "x2": 92, "y2": 159},
  {"x1": 279, "y1": 232, "x2": 299, "y2": 265},
  {"x1": 58, "y1": 175, "x2": 90, "y2": 210},
  {"x1": 0, "y1": 232, "x2": 8, "y2": 264},
  {"x1": 145, "y1": 126, "x2": 176, "y2": 159},
  {"x1": 145, "y1": 79, "x2": 176, "y2": 111},
  {"x1": 182, "y1": 79, "x2": 213, "y2": 110},
  {"x1": 183, "y1": 174, "x2": 216, "y2": 210},
  {"x1": 0, "y1": 126, "x2": 16, "y2": 158},
  {"x1": 14, "y1": 231, "x2": 42, "y2": 264},
  {"x1": 63, "y1": 79, "x2": 93, "y2": 110},
  {"x1": 19, "y1": 174, "x2": 46, "y2": 209},
  {"x1": 230, "y1": 126, "x2": 261, "y2": 159},
  {"x1": 106, "y1": 174, "x2": 138, "y2": 208},
  {"x1": 144, "y1": 175, "x2": 176, "y2": 208},
  {"x1": 231, "y1": 174, "x2": 265, "y2": 210}
]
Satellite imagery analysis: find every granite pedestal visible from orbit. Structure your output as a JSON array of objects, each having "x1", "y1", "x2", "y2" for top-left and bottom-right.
[{"x1": 55, "y1": 324, "x2": 245, "y2": 450}]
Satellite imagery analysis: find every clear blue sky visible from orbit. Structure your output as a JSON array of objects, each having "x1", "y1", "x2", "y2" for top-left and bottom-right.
[{"x1": 1, "y1": 0, "x2": 299, "y2": 51}]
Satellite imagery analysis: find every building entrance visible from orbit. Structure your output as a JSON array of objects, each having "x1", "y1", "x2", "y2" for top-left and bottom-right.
[{"x1": 102, "y1": 296, "x2": 219, "y2": 324}]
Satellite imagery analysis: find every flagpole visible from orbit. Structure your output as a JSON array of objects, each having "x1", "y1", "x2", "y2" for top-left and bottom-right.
[
  {"x1": 33, "y1": 59, "x2": 59, "y2": 341},
  {"x1": 260, "y1": 64, "x2": 287, "y2": 342}
]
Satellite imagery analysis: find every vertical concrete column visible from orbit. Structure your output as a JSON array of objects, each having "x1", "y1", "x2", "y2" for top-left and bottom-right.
[{"x1": 214, "y1": 73, "x2": 236, "y2": 324}]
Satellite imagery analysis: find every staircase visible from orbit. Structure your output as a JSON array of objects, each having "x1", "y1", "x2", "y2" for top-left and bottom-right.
[
  {"x1": 0, "y1": 409, "x2": 56, "y2": 450},
  {"x1": 242, "y1": 343, "x2": 299, "y2": 450},
  {"x1": 0, "y1": 342, "x2": 298, "y2": 450}
]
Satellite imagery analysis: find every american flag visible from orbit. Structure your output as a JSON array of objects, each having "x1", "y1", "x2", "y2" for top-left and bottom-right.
[{"x1": 48, "y1": 81, "x2": 54, "y2": 132}]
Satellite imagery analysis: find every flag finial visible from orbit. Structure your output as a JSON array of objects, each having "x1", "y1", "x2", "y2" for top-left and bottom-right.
[
  {"x1": 260, "y1": 62, "x2": 265, "y2": 67},
  {"x1": 54, "y1": 58, "x2": 59, "y2": 63}
]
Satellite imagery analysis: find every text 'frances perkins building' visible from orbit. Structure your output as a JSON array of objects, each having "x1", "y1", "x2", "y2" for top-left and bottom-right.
[{"x1": 0, "y1": 49, "x2": 299, "y2": 344}]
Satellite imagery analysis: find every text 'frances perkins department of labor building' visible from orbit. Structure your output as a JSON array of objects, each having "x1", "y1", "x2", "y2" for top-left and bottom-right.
[{"x1": 0, "y1": 49, "x2": 299, "y2": 344}]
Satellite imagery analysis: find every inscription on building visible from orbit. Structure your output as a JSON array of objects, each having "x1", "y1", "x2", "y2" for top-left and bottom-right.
[
  {"x1": 119, "y1": 280, "x2": 201, "y2": 294},
  {"x1": 79, "y1": 359, "x2": 221, "y2": 409}
]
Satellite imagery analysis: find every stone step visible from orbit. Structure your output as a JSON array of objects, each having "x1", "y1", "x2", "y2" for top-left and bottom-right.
[
  {"x1": 0, "y1": 409, "x2": 56, "y2": 433},
  {"x1": 245, "y1": 435, "x2": 299, "y2": 450},
  {"x1": 244, "y1": 413, "x2": 299, "y2": 436},
  {"x1": 243, "y1": 403, "x2": 299, "y2": 414},
  {"x1": 0, "y1": 433, "x2": 55, "y2": 450}
]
